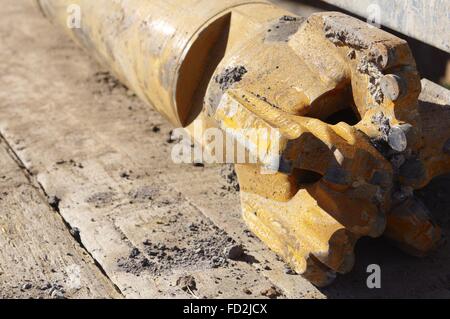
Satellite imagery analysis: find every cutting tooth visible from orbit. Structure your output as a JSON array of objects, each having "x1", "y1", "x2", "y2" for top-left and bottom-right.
[
  {"x1": 385, "y1": 197, "x2": 443, "y2": 257},
  {"x1": 302, "y1": 256, "x2": 337, "y2": 288},
  {"x1": 309, "y1": 182, "x2": 387, "y2": 238},
  {"x1": 237, "y1": 164, "x2": 360, "y2": 280}
]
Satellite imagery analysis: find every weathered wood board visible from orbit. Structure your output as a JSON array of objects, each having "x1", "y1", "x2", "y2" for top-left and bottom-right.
[
  {"x1": 0, "y1": 139, "x2": 121, "y2": 299},
  {"x1": 0, "y1": 0, "x2": 449, "y2": 299}
]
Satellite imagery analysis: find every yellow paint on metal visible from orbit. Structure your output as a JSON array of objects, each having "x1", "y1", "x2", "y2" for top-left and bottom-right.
[{"x1": 38, "y1": 0, "x2": 450, "y2": 286}]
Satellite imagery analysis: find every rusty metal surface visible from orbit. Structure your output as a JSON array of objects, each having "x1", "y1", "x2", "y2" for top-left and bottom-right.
[
  {"x1": 319, "y1": 0, "x2": 450, "y2": 52},
  {"x1": 38, "y1": 0, "x2": 450, "y2": 287}
]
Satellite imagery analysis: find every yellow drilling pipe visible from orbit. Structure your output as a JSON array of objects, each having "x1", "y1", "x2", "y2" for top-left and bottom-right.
[{"x1": 37, "y1": 0, "x2": 288, "y2": 127}]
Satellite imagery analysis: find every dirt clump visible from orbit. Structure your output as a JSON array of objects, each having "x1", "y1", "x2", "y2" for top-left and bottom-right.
[
  {"x1": 261, "y1": 286, "x2": 283, "y2": 299},
  {"x1": 93, "y1": 71, "x2": 128, "y2": 93},
  {"x1": 215, "y1": 66, "x2": 248, "y2": 92},
  {"x1": 85, "y1": 191, "x2": 116, "y2": 207},
  {"x1": 176, "y1": 275, "x2": 197, "y2": 292},
  {"x1": 128, "y1": 186, "x2": 158, "y2": 203},
  {"x1": 117, "y1": 225, "x2": 245, "y2": 276},
  {"x1": 220, "y1": 164, "x2": 240, "y2": 192},
  {"x1": 225, "y1": 245, "x2": 244, "y2": 260},
  {"x1": 48, "y1": 195, "x2": 61, "y2": 211}
]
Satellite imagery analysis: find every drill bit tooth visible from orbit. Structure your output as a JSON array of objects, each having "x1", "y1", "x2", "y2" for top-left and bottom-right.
[
  {"x1": 302, "y1": 256, "x2": 337, "y2": 288},
  {"x1": 238, "y1": 164, "x2": 362, "y2": 280},
  {"x1": 309, "y1": 182, "x2": 387, "y2": 238},
  {"x1": 385, "y1": 197, "x2": 443, "y2": 257}
]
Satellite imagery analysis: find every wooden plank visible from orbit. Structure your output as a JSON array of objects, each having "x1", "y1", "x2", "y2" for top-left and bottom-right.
[
  {"x1": 0, "y1": 0, "x2": 290, "y2": 299},
  {"x1": 2, "y1": 0, "x2": 450, "y2": 299},
  {"x1": 0, "y1": 139, "x2": 121, "y2": 299}
]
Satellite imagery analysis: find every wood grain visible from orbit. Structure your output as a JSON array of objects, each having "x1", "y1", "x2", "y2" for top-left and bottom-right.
[{"x1": 0, "y1": 139, "x2": 121, "y2": 298}]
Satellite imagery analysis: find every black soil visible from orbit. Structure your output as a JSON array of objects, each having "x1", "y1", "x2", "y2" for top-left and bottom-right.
[{"x1": 215, "y1": 66, "x2": 247, "y2": 92}]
